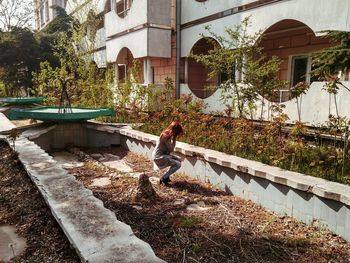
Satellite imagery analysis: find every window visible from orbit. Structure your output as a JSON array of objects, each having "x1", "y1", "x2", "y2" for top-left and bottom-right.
[
  {"x1": 40, "y1": 6, "x2": 45, "y2": 25},
  {"x1": 118, "y1": 64, "x2": 127, "y2": 83},
  {"x1": 45, "y1": 1, "x2": 49, "y2": 22},
  {"x1": 219, "y1": 61, "x2": 243, "y2": 85},
  {"x1": 116, "y1": 0, "x2": 133, "y2": 18},
  {"x1": 151, "y1": 66, "x2": 154, "y2": 84},
  {"x1": 105, "y1": 0, "x2": 111, "y2": 13},
  {"x1": 290, "y1": 55, "x2": 311, "y2": 86},
  {"x1": 53, "y1": 0, "x2": 66, "y2": 7}
]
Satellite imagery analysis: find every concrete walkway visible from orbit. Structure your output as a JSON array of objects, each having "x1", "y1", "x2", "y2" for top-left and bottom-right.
[
  {"x1": 0, "y1": 135, "x2": 165, "y2": 263},
  {"x1": 0, "y1": 225, "x2": 26, "y2": 262}
]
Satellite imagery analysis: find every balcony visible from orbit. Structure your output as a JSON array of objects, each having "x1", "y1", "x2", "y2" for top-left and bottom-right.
[
  {"x1": 105, "y1": 0, "x2": 171, "y2": 38},
  {"x1": 105, "y1": 0, "x2": 172, "y2": 60}
]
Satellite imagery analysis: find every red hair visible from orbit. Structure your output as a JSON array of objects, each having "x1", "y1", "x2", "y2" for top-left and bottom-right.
[{"x1": 160, "y1": 121, "x2": 183, "y2": 140}]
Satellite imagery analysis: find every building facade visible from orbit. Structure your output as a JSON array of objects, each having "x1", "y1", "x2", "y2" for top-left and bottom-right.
[
  {"x1": 34, "y1": 0, "x2": 350, "y2": 124},
  {"x1": 34, "y1": 0, "x2": 67, "y2": 30}
]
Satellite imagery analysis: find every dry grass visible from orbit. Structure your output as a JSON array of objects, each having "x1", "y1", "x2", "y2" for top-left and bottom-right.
[{"x1": 71, "y1": 147, "x2": 350, "y2": 263}]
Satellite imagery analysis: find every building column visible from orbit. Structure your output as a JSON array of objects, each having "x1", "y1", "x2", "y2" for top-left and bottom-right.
[{"x1": 143, "y1": 58, "x2": 153, "y2": 85}]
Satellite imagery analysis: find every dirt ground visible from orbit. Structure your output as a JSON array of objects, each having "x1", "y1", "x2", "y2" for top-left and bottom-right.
[
  {"x1": 0, "y1": 141, "x2": 79, "y2": 263},
  {"x1": 70, "y1": 146, "x2": 350, "y2": 263},
  {"x1": 1, "y1": 140, "x2": 350, "y2": 263}
]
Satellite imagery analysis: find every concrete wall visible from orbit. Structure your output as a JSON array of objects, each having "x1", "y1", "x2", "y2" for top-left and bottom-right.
[
  {"x1": 180, "y1": 81, "x2": 350, "y2": 125},
  {"x1": 181, "y1": 0, "x2": 244, "y2": 24},
  {"x1": 104, "y1": 0, "x2": 172, "y2": 60},
  {"x1": 0, "y1": 112, "x2": 15, "y2": 132},
  {"x1": 35, "y1": 0, "x2": 66, "y2": 30},
  {"x1": 118, "y1": 127, "x2": 350, "y2": 242},
  {"x1": 105, "y1": 0, "x2": 171, "y2": 37},
  {"x1": 94, "y1": 49, "x2": 107, "y2": 68},
  {"x1": 3, "y1": 115, "x2": 350, "y2": 242},
  {"x1": 179, "y1": 0, "x2": 350, "y2": 124},
  {"x1": 95, "y1": 28, "x2": 106, "y2": 49},
  {"x1": 0, "y1": 130, "x2": 164, "y2": 263},
  {"x1": 27, "y1": 123, "x2": 121, "y2": 151},
  {"x1": 33, "y1": 130, "x2": 54, "y2": 152},
  {"x1": 181, "y1": 0, "x2": 350, "y2": 56},
  {"x1": 86, "y1": 125, "x2": 121, "y2": 148},
  {"x1": 148, "y1": 0, "x2": 172, "y2": 26},
  {"x1": 148, "y1": 28, "x2": 172, "y2": 58},
  {"x1": 106, "y1": 28, "x2": 171, "y2": 61}
]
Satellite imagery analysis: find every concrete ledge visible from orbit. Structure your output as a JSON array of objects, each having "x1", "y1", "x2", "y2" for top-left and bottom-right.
[
  {"x1": 4, "y1": 118, "x2": 350, "y2": 244},
  {"x1": 122, "y1": 127, "x2": 350, "y2": 207},
  {"x1": 21, "y1": 124, "x2": 57, "y2": 140},
  {"x1": 119, "y1": 127, "x2": 350, "y2": 242},
  {"x1": 0, "y1": 107, "x2": 9, "y2": 112},
  {"x1": 0, "y1": 135, "x2": 165, "y2": 263},
  {"x1": 0, "y1": 112, "x2": 15, "y2": 132}
]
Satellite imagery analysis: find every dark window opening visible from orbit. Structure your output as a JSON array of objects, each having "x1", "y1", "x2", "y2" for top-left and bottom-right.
[
  {"x1": 151, "y1": 66, "x2": 154, "y2": 84},
  {"x1": 118, "y1": 64, "x2": 127, "y2": 83},
  {"x1": 116, "y1": 0, "x2": 132, "y2": 18},
  {"x1": 291, "y1": 56, "x2": 308, "y2": 86},
  {"x1": 105, "y1": 0, "x2": 111, "y2": 13}
]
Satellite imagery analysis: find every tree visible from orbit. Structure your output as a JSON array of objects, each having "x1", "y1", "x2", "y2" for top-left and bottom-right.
[
  {"x1": 0, "y1": 7, "x2": 76, "y2": 96},
  {"x1": 312, "y1": 31, "x2": 350, "y2": 79},
  {"x1": 32, "y1": 2, "x2": 114, "y2": 108},
  {"x1": 33, "y1": 29, "x2": 114, "y2": 108},
  {"x1": 312, "y1": 31, "x2": 350, "y2": 111},
  {"x1": 0, "y1": 27, "x2": 41, "y2": 96},
  {"x1": 43, "y1": 6, "x2": 73, "y2": 35},
  {"x1": 311, "y1": 31, "x2": 350, "y2": 158},
  {"x1": 36, "y1": 7, "x2": 75, "y2": 69},
  {"x1": 0, "y1": 0, "x2": 33, "y2": 31},
  {"x1": 191, "y1": 17, "x2": 286, "y2": 119}
]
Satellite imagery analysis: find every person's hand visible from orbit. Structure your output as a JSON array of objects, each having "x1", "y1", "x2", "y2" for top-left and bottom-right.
[{"x1": 172, "y1": 135, "x2": 177, "y2": 146}]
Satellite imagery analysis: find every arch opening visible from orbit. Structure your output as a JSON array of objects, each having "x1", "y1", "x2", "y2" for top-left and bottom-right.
[
  {"x1": 187, "y1": 37, "x2": 219, "y2": 99},
  {"x1": 259, "y1": 19, "x2": 333, "y2": 102},
  {"x1": 115, "y1": 47, "x2": 143, "y2": 83}
]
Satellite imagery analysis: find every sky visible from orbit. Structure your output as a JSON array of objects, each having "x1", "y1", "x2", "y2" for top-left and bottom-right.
[{"x1": 0, "y1": 0, "x2": 35, "y2": 31}]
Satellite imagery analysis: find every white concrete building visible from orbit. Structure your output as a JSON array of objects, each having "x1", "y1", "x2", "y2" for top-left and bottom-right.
[
  {"x1": 34, "y1": 0, "x2": 67, "y2": 30},
  {"x1": 179, "y1": 0, "x2": 350, "y2": 124},
  {"x1": 34, "y1": 0, "x2": 350, "y2": 124}
]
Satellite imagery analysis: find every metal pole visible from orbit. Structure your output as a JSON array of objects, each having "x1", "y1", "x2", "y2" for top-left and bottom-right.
[{"x1": 175, "y1": 0, "x2": 181, "y2": 99}]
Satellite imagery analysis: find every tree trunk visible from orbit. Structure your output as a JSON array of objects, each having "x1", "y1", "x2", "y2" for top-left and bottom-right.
[{"x1": 134, "y1": 173, "x2": 158, "y2": 202}]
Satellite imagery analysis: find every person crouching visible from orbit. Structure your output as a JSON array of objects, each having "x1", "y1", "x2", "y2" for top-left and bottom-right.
[{"x1": 152, "y1": 121, "x2": 183, "y2": 186}]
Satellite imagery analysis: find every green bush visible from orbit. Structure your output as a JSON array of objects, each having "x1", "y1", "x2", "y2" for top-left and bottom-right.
[{"x1": 136, "y1": 96, "x2": 350, "y2": 185}]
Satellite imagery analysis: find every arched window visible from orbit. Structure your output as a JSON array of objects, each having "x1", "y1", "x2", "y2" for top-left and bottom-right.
[
  {"x1": 259, "y1": 19, "x2": 332, "y2": 102},
  {"x1": 187, "y1": 38, "x2": 219, "y2": 99},
  {"x1": 115, "y1": 0, "x2": 133, "y2": 18},
  {"x1": 115, "y1": 48, "x2": 143, "y2": 83}
]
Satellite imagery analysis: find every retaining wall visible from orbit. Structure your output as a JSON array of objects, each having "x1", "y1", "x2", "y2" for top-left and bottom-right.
[
  {"x1": 119, "y1": 127, "x2": 350, "y2": 242},
  {"x1": 0, "y1": 120, "x2": 164, "y2": 263},
  {"x1": 2, "y1": 118, "x2": 349, "y2": 243},
  {"x1": 21, "y1": 122, "x2": 122, "y2": 151}
]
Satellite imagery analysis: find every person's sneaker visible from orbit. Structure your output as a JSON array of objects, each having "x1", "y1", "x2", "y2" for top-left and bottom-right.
[{"x1": 160, "y1": 177, "x2": 170, "y2": 186}]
